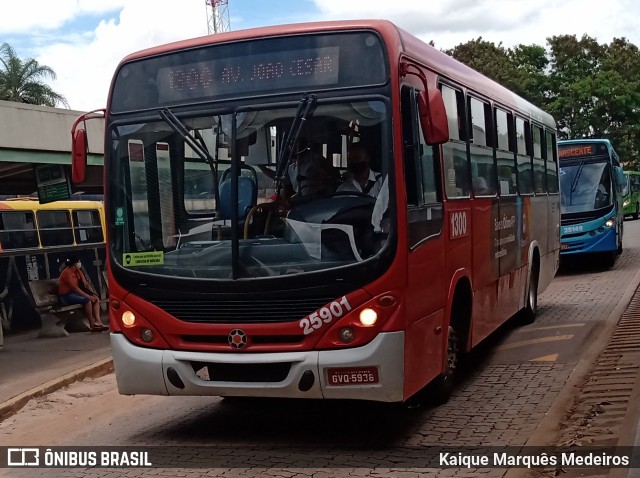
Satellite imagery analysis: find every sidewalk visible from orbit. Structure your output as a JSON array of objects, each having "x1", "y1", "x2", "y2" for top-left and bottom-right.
[{"x1": 0, "y1": 327, "x2": 112, "y2": 420}]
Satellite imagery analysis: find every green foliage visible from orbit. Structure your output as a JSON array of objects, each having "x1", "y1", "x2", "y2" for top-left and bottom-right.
[
  {"x1": 0, "y1": 43, "x2": 68, "y2": 108},
  {"x1": 446, "y1": 35, "x2": 640, "y2": 168}
]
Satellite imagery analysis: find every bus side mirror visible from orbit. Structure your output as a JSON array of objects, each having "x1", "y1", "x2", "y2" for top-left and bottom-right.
[
  {"x1": 70, "y1": 108, "x2": 106, "y2": 185},
  {"x1": 72, "y1": 128, "x2": 88, "y2": 184},
  {"x1": 418, "y1": 89, "x2": 449, "y2": 145},
  {"x1": 614, "y1": 167, "x2": 626, "y2": 192}
]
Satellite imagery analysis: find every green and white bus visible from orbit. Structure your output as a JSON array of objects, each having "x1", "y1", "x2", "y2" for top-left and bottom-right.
[{"x1": 623, "y1": 170, "x2": 640, "y2": 219}]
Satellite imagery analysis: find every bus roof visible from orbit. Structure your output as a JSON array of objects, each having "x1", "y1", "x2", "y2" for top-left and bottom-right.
[
  {"x1": 116, "y1": 19, "x2": 554, "y2": 128},
  {"x1": 558, "y1": 138, "x2": 613, "y2": 146}
]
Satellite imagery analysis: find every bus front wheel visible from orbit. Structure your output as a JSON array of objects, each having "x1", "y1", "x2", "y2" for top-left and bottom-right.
[{"x1": 634, "y1": 203, "x2": 639, "y2": 220}]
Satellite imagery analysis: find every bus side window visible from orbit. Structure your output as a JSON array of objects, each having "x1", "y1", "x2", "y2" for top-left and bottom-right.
[
  {"x1": 516, "y1": 117, "x2": 534, "y2": 195},
  {"x1": 73, "y1": 209, "x2": 104, "y2": 243},
  {"x1": 402, "y1": 85, "x2": 443, "y2": 247},
  {"x1": 544, "y1": 131, "x2": 559, "y2": 193},
  {"x1": 532, "y1": 125, "x2": 546, "y2": 194},
  {"x1": 0, "y1": 211, "x2": 38, "y2": 250},
  {"x1": 495, "y1": 108, "x2": 517, "y2": 196},
  {"x1": 440, "y1": 84, "x2": 469, "y2": 198},
  {"x1": 469, "y1": 97, "x2": 496, "y2": 196},
  {"x1": 37, "y1": 210, "x2": 73, "y2": 247}
]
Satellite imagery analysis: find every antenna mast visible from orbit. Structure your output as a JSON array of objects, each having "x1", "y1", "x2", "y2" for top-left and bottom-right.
[{"x1": 206, "y1": 0, "x2": 231, "y2": 34}]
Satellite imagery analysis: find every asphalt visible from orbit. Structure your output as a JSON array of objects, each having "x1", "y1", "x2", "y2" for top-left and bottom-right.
[{"x1": 0, "y1": 324, "x2": 113, "y2": 421}]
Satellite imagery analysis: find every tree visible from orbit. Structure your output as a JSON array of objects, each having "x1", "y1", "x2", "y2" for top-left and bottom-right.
[
  {"x1": 546, "y1": 35, "x2": 640, "y2": 163},
  {"x1": 445, "y1": 38, "x2": 548, "y2": 106},
  {"x1": 446, "y1": 35, "x2": 640, "y2": 168},
  {"x1": 0, "y1": 43, "x2": 68, "y2": 108}
]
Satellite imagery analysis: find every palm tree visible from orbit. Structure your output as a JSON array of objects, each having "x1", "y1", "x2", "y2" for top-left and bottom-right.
[{"x1": 0, "y1": 43, "x2": 69, "y2": 108}]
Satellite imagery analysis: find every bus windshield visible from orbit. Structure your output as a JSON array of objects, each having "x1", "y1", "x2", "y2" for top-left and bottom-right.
[
  {"x1": 560, "y1": 160, "x2": 612, "y2": 214},
  {"x1": 109, "y1": 99, "x2": 393, "y2": 280}
]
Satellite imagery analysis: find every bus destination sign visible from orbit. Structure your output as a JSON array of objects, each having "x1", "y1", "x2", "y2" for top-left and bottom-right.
[
  {"x1": 156, "y1": 46, "x2": 339, "y2": 104},
  {"x1": 110, "y1": 32, "x2": 388, "y2": 113},
  {"x1": 558, "y1": 142, "x2": 609, "y2": 159}
]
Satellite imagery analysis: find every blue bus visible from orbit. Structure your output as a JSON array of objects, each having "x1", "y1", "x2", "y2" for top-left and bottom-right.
[{"x1": 558, "y1": 139, "x2": 625, "y2": 267}]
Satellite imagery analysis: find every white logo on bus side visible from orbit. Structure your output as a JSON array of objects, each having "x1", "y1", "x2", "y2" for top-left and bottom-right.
[
  {"x1": 299, "y1": 296, "x2": 353, "y2": 335},
  {"x1": 450, "y1": 211, "x2": 469, "y2": 239}
]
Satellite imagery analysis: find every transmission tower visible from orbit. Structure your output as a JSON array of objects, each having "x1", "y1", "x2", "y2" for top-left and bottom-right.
[{"x1": 206, "y1": 0, "x2": 231, "y2": 34}]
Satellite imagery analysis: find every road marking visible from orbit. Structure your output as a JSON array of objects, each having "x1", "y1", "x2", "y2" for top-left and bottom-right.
[
  {"x1": 517, "y1": 323, "x2": 585, "y2": 333},
  {"x1": 529, "y1": 354, "x2": 559, "y2": 362},
  {"x1": 495, "y1": 335, "x2": 574, "y2": 351}
]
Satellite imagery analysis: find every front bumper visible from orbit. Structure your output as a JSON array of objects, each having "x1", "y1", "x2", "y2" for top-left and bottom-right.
[{"x1": 111, "y1": 331, "x2": 405, "y2": 402}]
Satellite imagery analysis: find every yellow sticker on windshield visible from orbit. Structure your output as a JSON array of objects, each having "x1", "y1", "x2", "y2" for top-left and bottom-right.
[{"x1": 122, "y1": 252, "x2": 164, "y2": 267}]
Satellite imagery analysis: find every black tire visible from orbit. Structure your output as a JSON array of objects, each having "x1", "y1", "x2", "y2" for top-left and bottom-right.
[
  {"x1": 604, "y1": 250, "x2": 617, "y2": 268},
  {"x1": 634, "y1": 203, "x2": 639, "y2": 220},
  {"x1": 519, "y1": 266, "x2": 538, "y2": 325},
  {"x1": 428, "y1": 326, "x2": 459, "y2": 405},
  {"x1": 617, "y1": 232, "x2": 623, "y2": 255}
]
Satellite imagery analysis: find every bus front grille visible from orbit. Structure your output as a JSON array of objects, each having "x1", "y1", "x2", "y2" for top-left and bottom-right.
[{"x1": 150, "y1": 297, "x2": 336, "y2": 323}]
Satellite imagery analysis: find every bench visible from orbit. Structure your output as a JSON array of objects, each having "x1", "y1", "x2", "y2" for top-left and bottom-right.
[{"x1": 28, "y1": 279, "x2": 94, "y2": 338}]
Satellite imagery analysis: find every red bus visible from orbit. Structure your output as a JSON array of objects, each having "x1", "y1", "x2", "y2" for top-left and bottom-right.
[{"x1": 71, "y1": 20, "x2": 560, "y2": 404}]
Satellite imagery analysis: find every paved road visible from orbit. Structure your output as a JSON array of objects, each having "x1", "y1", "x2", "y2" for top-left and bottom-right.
[{"x1": 2, "y1": 220, "x2": 640, "y2": 478}]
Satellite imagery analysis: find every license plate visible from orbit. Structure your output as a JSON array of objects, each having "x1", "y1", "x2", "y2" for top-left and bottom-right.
[
  {"x1": 561, "y1": 243, "x2": 569, "y2": 250},
  {"x1": 326, "y1": 367, "x2": 379, "y2": 386}
]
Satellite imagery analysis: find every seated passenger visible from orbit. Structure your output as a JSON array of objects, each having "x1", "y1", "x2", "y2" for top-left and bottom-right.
[
  {"x1": 58, "y1": 255, "x2": 108, "y2": 332},
  {"x1": 338, "y1": 144, "x2": 383, "y2": 196}
]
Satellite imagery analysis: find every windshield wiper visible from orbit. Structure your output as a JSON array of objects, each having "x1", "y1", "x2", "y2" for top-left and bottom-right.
[
  {"x1": 159, "y1": 108, "x2": 220, "y2": 211},
  {"x1": 159, "y1": 108, "x2": 213, "y2": 164},
  {"x1": 275, "y1": 94, "x2": 317, "y2": 194},
  {"x1": 569, "y1": 162, "x2": 585, "y2": 206}
]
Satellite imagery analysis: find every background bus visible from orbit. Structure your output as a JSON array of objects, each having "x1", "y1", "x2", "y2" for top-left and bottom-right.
[
  {"x1": 0, "y1": 198, "x2": 107, "y2": 332},
  {"x1": 623, "y1": 170, "x2": 640, "y2": 219},
  {"x1": 72, "y1": 19, "x2": 560, "y2": 404},
  {"x1": 558, "y1": 139, "x2": 625, "y2": 267}
]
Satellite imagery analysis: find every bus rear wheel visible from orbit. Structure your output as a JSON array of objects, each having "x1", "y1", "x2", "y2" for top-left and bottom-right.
[{"x1": 520, "y1": 265, "x2": 538, "y2": 325}]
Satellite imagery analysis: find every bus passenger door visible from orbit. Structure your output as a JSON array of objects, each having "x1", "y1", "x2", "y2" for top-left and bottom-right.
[{"x1": 401, "y1": 86, "x2": 446, "y2": 398}]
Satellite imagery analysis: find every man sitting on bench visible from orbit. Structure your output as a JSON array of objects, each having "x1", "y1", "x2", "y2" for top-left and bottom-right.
[{"x1": 58, "y1": 255, "x2": 108, "y2": 332}]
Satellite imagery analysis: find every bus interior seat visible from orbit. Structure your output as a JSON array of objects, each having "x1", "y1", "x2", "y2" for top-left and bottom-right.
[{"x1": 218, "y1": 166, "x2": 258, "y2": 221}]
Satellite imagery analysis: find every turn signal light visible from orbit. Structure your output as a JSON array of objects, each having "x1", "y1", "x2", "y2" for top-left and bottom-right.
[
  {"x1": 339, "y1": 327, "x2": 355, "y2": 343},
  {"x1": 140, "y1": 328, "x2": 154, "y2": 343}
]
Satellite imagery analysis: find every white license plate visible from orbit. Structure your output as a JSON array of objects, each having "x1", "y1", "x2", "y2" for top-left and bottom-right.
[{"x1": 326, "y1": 367, "x2": 379, "y2": 386}]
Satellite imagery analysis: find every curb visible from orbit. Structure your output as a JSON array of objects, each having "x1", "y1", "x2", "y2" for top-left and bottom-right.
[{"x1": 0, "y1": 357, "x2": 114, "y2": 422}]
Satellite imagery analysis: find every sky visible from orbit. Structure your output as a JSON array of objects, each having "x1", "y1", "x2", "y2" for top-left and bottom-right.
[{"x1": 1, "y1": 0, "x2": 638, "y2": 111}]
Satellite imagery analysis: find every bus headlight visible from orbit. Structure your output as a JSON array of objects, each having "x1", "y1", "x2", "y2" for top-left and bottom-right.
[
  {"x1": 605, "y1": 219, "x2": 615, "y2": 228},
  {"x1": 624, "y1": 199, "x2": 630, "y2": 207},
  {"x1": 359, "y1": 308, "x2": 378, "y2": 327},
  {"x1": 122, "y1": 311, "x2": 136, "y2": 327}
]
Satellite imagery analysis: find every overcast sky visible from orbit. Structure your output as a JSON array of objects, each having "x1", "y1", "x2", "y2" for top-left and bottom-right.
[{"x1": 1, "y1": 0, "x2": 638, "y2": 111}]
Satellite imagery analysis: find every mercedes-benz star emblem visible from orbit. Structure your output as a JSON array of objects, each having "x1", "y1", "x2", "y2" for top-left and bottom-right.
[{"x1": 228, "y1": 329, "x2": 247, "y2": 349}]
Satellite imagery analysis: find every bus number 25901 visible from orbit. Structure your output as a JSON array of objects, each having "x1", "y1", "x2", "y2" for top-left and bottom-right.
[{"x1": 299, "y1": 296, "x2": 353, "y2": 335}]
